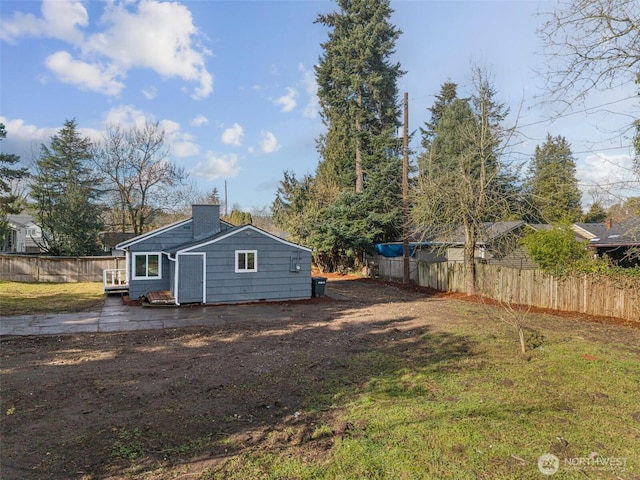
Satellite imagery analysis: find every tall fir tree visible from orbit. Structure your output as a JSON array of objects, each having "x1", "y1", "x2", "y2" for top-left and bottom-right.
[
  {"x1": 419, "y1": 82, "x2": 458, "y2": 153},
  {"x1": 272, "y1": 0, "x2": 405, "y2": 270},
  {"x1": 315, "y1": 0, "x2": 404, "y2": 193},
  {"x1": 30, "y1": 119, "x2": 104, "y2": 255},
  {"x1": 525, "y1": 133, "x2": 582, "y2": 223}
]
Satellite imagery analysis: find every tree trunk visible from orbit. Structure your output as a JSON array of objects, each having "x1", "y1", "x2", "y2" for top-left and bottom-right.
[
  {"x1": 518, "y1": 325, "x2": 526, "y2": 354},
  {"x1": 355, "y1": 89, "x2": 363, "y2": 193},
  {"x1": 464, "y1": 223, "x2": 477, "y2": 295}
]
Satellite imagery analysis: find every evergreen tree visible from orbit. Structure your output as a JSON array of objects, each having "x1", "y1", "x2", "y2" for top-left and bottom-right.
[
  {"x1": 0, "y1": 124, "x2": 29, "y2": 241},
  {"x1": 224, "y1": 209, "x2": 252, "y2": 226},
  {"x1": 30, "y1": 120, "x2": 104, "y2": 255},
  {"x1": 315, "y1": 0, "x2": 404, "y2": 193},
  {"x1": 525, "y1": 133, "x2": 582, "y2": 223},
  {"x1": 271, "y1": 171, "x2": 316, "y2": 245},
  {"x1": 276, "y1": 0, "x2": 403, "y2": 269},
  {"x1": 419, "y1": 81, "x2": 458, "y2": 170},
  {"x1": 583, "y1": 201, "x2": 607, "y2": 223}
]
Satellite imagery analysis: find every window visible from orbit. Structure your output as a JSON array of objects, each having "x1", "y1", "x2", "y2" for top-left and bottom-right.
[
  {"x1": 235, "y1": 250, "x2": 257, "y2": 273},
  {"x1": 133, "y1": 253, "x2": 161, "y2": 279},
  {"x1": 26, "y1": 227, "x2": 39, "y2": 237}
]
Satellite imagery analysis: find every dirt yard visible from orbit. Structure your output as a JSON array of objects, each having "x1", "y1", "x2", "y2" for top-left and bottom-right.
[{"x1": 1, "y1": 277, "x2": 638, "y2": 479}]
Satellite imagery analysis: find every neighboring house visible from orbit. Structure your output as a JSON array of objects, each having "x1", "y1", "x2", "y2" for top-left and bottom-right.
[
  {"x1": 115, "y1": 204, "x2": 312, "y2": 305},
  {"x1": 573, "y1": 217, "x2": 640, "y2": 267},
  {"x1": 370, "y1": 221, "x2": 545, "y2": 281},
  {"x1": 440, "y1": 221, "x2": 542, "y2": 268},
  {"x1": 2, "y1": 215, "x2": 46, "y2": 254},
  {"x1": 101, "y1": 232, "x2": 135, "y2": 256}
]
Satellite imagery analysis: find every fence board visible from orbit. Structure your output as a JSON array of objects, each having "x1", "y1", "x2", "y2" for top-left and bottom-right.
[
  {"x1": 418, "y1": 261, "x2": 639, "y2": 322},
  {"x1": 0, "y1": 254, "x2": 125, "y2": 283}
]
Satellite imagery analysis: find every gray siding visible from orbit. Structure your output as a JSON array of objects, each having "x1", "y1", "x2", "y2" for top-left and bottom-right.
[
  {"x1": 127, "y1": 221, "x2": 195, "y2": 299},
  {"x1": 191, "y1": 231, "x2": 312, "y2": 304}
]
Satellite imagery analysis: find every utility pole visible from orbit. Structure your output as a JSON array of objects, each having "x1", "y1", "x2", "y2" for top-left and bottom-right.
[
  {"x1": 403, "y1": 92, "x2": 410, "y2": 284},
  {"x1": 224, "y1": 180, "x2": 228, "y2": 217}
]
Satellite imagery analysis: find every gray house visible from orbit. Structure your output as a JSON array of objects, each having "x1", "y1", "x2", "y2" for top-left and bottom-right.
[{"x1": 115, "y1": 204, "x2": 312, "y2": 305}]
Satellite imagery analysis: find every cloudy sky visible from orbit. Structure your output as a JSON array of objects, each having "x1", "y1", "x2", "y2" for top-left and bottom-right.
[{"x1": 1, "y1": 0, "x2": 637, "y2": 211}]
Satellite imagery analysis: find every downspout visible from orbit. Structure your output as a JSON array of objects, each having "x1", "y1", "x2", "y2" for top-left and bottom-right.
[
  {"x1": 124, "y1": 250, "x2": 130, "y2": 285},
  {"x1": 165, "y1": 252, "x2": 180, "y2": 306}
]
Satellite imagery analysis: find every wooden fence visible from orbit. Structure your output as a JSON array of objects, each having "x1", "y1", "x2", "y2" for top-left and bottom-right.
[
  {"x1": 417, "y1": 261, "x2": 640, "y2": 322},
  {"x1": 0, "y1": 254, "x2": 125, "y2": 283}
]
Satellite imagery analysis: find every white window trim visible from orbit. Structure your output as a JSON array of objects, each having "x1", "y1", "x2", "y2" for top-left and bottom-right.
[
  {"x1": 235, "y1": 250, "x2": 257, "y2": 273},
  {"x1": 132, "y1": 252, "x2": 162, "y2": 280}
]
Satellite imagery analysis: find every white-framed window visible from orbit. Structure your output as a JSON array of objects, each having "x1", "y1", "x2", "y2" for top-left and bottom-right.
[
  {"x1": 132, "y1": 252, "x2": 162, "y2": 279},
  {"x1": 26, "y1": 227, "x2": 39, "y2": 237},
  {"x1": 235, "y1": 250, "x2": 257, "y2": 273}
]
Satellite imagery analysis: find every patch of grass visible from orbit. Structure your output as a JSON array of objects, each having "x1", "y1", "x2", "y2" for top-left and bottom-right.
[
  {"x1": 0, "y1": 281, "x2": 104, "y2": 315},
  {"x1": 310, "y1": 424, "x2": 335, "y2": 440},
  {"x1": 110, "y1": 427, "x2": 145, "y2": 460},
  {"x1": 211, "y1": 321, "x2": 640, "y2": 479}
]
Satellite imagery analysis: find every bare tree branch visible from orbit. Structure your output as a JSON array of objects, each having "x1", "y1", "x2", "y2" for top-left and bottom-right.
[{"x1": 538, "y1": 0, "x2": 640, "y2": 107}]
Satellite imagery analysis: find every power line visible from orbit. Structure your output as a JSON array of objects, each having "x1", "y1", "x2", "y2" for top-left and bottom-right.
[{"x1": 510, "y1": 95, "x2": 637, "y2": 129}]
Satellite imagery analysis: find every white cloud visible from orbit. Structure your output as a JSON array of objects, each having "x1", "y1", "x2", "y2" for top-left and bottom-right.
[
  {"x1": 0, "y1": 0, "x2": 87, "y2": 43},
  {"x1": 87, "y1": 0, "x2": 213, "y2": 99},
  {"x1": 222, "y1": 123, "x2": 244, "y2": 147},
  {"x1": 299, "y1": 64, "x2": 319, "y2": 118},
  {"x1": 142, "y1": 86, "x2": 158, "y2": 100},
  {"x1": 162, "y1": 119, "x2": 200, "y2": 158},
  {"x1": 576, "y1": 152, "x2": 639, "y2": 206},
  {"x1": 103, "y1": 105, "x2": 153, "y2": 128},
  {"x1": 0, "y1": 116, "x2": 103, "y2": 156},
  {"x1": 577, "y1": 152, "x2": 633, "y2": 187},
  {"x1": 191, "y1": 152, "x2": 240, "y2": 180},
  {"x1": 45, "y1": 51, "x2": 125, "y2": 95},
  {"x1": 2, "y1": 0, "x2": 213, "y2": 99},
  {"x1": 0, "y1": 117, "x2": 56, "y2": 156},
  {"x1": 274, "y1": 87, "x2": 297, "y2": 112},
  {"x1": 172, "y1": 141, "x2": 200, "y2": 158},
  {"x1": 101, "y1": 107, "x2": 199, "y2": 157},
  {"x1": 191, "y1": 115, "x2": 209, "y2": 127},
  {"x1": 260, "y1": 131, "x2": 280, "y2": 154}
]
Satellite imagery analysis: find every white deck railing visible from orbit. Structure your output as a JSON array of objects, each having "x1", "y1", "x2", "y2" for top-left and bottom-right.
[{"x1": 103, "y1": 268, "x2": 128, "y2": 291}]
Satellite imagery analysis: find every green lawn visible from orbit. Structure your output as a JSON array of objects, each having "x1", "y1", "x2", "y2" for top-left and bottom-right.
[
  {"x1": 207, "y1": 319, "x2": 639, "y2": 479},
  {"x1": 0, "y1": 281, "x2": 105, "y2": 315}
]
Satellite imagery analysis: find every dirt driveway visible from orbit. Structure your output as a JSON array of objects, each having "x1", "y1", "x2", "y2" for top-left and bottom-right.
[{"x1": 1, "y1": 277, "x2": 638, "y2": 479}]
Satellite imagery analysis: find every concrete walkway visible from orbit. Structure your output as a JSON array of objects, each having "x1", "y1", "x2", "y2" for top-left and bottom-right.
[{"x1": 0, "y1": 295, "x2": 303, "y2": 336}]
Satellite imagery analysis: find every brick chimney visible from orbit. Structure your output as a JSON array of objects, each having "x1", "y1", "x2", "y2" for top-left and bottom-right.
[
  {"x1": 192, "y1": 204, "x2": 221, "y2": 240},
  {"x1": 605, "y1": 218, "x2": 612, "y2": 231}
]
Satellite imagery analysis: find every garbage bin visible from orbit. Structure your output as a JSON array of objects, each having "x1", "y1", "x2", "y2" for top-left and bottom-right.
[{"x1": 311, "y1": 276, "x2": 327, "y2": 297}]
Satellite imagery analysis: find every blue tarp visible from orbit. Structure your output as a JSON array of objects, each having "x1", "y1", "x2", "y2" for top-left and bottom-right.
[{"x1": 375, "y1": 243, "x2": 419, "y2": 257}]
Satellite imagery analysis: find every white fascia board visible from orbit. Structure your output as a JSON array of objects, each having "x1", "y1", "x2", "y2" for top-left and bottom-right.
[
  {"x1": 571, "y1": 224, "x2": 596, "y2": 239},
  {"x1": 176, "y1": 225, "x2": 313, "y2": 254},
  {"x1": 116, "y1": 218, "x2": 192, "y2": 250}
]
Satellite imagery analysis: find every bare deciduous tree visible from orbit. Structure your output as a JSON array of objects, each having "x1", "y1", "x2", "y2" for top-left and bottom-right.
[
  {"x1": 412, "y1": 67, "x2": 520, "y2": 294},
  {"x1": 95, "y1": 121, "x2": 187, "y2": 236}
]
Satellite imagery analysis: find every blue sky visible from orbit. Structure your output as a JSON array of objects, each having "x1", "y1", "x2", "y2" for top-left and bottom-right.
[{"x1": 1, "y1": 0, "x2": 637, "y2": 212}]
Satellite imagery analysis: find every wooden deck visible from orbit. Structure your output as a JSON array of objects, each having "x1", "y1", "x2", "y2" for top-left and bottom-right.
[{"x1": 103, "y1": 269, "x2": 128, "y2": 294}]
